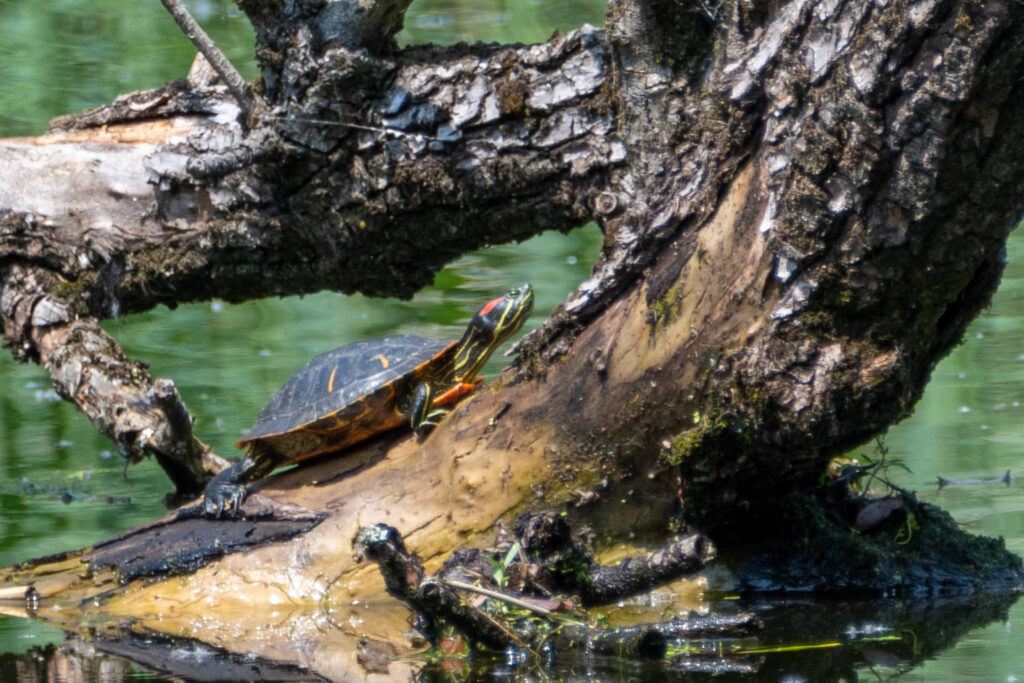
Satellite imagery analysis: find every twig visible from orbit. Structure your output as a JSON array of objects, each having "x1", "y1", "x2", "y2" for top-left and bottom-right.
[
  {"x1": 159, "y1": 0, "x2": 258, "y2": 116},
  {"x1": 263, "y1": 113, "x2": 442, "y2": 142},
  {"x1": 443, "y1": 578, "x2": 553, "y2": 616},
  {"x1": 461, "y1": 596, "x2": 535, "y2": 652}
]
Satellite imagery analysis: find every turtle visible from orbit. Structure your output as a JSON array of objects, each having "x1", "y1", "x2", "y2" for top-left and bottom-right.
[{"x1": 203, "y1": 283, "x2": 535, "y2": 517}]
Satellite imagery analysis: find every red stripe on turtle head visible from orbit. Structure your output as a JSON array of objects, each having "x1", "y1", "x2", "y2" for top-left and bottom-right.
[{"x1": 477, "y1": 295, "x2": 504, "y2": 318}]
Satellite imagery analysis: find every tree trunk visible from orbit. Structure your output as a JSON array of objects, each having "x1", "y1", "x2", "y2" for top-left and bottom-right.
[{"x1": 3, "y1": 0, "x2": 1024, "y2": 669}]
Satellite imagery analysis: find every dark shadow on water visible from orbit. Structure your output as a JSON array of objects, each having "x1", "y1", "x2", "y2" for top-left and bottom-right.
[
  {"x1": 0, "y1": 591, "x2": 1019, "y2": 681},
  {"x1": 721, "y1": 592, "x2": 1022, "y2": 681}
]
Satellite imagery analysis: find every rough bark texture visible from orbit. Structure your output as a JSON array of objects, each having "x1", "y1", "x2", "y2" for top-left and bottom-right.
[
  {"x1": 3, "y1": 0, "x2": 1024, "y2": 673},
  {"x1": 1, "y1": 21, "x2": 617, "y2": 494}
]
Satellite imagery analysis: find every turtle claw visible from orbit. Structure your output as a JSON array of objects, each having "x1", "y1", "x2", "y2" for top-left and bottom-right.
[
  {"x1": 203, "y1": 483, "x2": 247, "y2": 519},
  {"x1": 414, "y1": 408, "x2": 450, "y2": 437}
]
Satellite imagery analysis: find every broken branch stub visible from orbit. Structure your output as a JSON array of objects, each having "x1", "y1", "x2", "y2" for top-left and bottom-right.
[{"x1": 1, "y1": 264, "x2": 225, "y2": 495}]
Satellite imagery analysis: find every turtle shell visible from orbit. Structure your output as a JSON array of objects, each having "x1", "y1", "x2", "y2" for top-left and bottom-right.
[{"x1": 237, "y1": 335, "x2": 456, "y2": 464}]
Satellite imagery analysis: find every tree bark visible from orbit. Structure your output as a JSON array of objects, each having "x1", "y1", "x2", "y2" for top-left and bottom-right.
[{"x1": 3, "y1": 0, "x2": 1024, "y2": 668}]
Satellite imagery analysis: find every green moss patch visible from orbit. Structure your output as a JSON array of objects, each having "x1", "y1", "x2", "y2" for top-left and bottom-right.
[{"x1": 739, "y1": 492, "x2": 1023, "y2": 596}]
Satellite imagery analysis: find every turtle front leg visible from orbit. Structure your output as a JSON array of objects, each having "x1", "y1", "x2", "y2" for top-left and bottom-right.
[
  {"x1": 409, "y1": 383, "x2": 444, "y2": 435},
  {"x1": 203, "y1": 451, "x2": 274, "y2": 518},
  {"x1": 409, "y1": 381, "x2": 479, "y2": 434}
]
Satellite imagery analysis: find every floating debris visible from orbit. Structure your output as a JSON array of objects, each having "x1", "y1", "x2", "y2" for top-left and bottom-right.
[
  {"x1": 937, "y1": 470, "x2": 1013, "y2": 490},
  {"x1": 16, "y1": 477, "x2": 132, "y2": 504}
]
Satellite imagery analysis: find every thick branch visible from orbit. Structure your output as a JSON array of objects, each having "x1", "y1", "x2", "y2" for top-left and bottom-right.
[
  {"x1": 1, "y1": 27, "x2": 616, "y2": 314},
  {"x1": 549, "y1": 0, "x2": 1024, "y2": 538},
  {"x1": 1, "y1": 264, "x2": 226, "y2": 494}
]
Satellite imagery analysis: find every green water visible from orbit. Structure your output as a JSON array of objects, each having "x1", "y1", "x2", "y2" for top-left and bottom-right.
[{"x1": 0, "y1": 1, "x2": 1022, "y2": 680}]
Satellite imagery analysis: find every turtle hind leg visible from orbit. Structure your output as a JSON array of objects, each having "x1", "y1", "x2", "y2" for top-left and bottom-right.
[
  {"x1": 203, "y1": 450, "x2": 275, "y2": 519},
  {"x1": 203, "y1": 459, "x2": 251, "y2": 518}
]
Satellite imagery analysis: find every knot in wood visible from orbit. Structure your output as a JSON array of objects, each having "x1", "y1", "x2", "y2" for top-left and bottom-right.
[{"x1": 592, "y1": 191, "x2": 621, "y2": 216}]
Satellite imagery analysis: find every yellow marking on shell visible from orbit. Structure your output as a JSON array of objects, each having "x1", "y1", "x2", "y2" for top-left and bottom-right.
[
  {"x1": 376, "y1": 353, "x2": 390, "y2": 369},
  {"x1": 327, "y1": 365, "x2": 338, "y2": 393}
]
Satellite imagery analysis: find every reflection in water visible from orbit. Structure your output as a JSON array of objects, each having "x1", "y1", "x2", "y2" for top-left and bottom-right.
[
  {"x1": 0, "y1": 631, "x2": 322, "y2": 682},
  {"x1": 0, "y1": 593, "x2": 1018, "y2": 681}
]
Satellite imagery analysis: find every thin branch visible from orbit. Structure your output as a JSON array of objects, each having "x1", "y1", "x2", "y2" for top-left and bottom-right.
[
  {"x1": 263, "y1": 113, "x2": 442, "y2": 141},
  {"x1": 443, "y1": 579, "x2": 553, "y2": 616},
  {"x1": 160, "y1": 0, "x2": 258, "y2": 116}
]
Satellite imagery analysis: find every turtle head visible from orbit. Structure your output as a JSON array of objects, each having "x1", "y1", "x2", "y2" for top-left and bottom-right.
[
  {"x1": 451, "y1": 283, "x2": 534, "y2": 381},
  {"x1": 472, "y1": 283, "x2": 535, "y2": 342}
]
